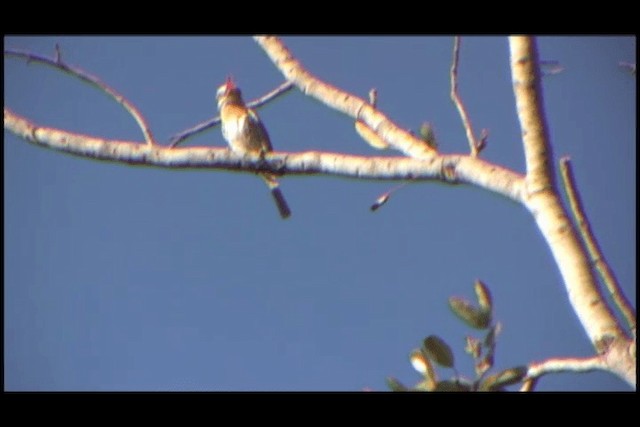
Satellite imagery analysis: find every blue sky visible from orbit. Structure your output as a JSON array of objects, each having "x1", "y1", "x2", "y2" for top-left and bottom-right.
[{"x1": 4, "y1": 36, "x2": 636, "y2": 391}]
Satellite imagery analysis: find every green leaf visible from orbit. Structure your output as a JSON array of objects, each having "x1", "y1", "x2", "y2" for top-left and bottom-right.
[
  {"x1": 494, "y1": 366, "x2": 528, "y2": 387},
  {"x1": 479, "y1": 366, "x2": 528, "y2": 391},
  {"x1": 449, "y1": 297, "x2": 491, "y2": 329},
  {"x1": 483, "y1": 322, "x2": 501, "y2": 349},
  {"x1": 474, "y1": 280, "x2": 493, "y2": 313},
  {"x1": 409, "y1": 349, "x2": 427, "y2": 374},
  {"x1": 410, "y1": 348, "x2": 438, "y2": 387},
  {"x1": 475, "y1": 354, "x2": 493, "y2": 378},
  {"x1": 423, "y1": 335, "x2": 455, "y2": 368},
  {"x1": 414, "y1": 378, "x2": 436, "y2": 392},
  {"x1": 434, "y1": 380, "x2": 472, "y2": 392},
  {"x1": 386, "y1": 376, "x2": 409, "y2": 392},
  {"x1": 478, "y1": 374, "x2": 499, "y2": 391},
  {"x1": 420, "y1": 348, "x2": 439, "y2": 385},
  {"x1": 464, "y1": 336, "x2": 482, "y2": 358},
  {"x1": 419, "y1": 122, "x2": 438, "y2": 149}
]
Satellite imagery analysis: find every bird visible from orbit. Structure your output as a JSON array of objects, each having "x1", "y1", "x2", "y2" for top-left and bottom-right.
[{"x1": 216, "y1": 76, "x2": 291, "y2": 219}]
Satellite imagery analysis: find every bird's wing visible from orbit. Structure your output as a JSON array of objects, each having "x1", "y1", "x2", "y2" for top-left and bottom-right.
[{"x1": 248, "y1": 108, "x2": 274, "y2": 152}]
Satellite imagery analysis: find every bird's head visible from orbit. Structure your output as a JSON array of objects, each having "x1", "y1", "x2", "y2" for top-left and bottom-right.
[
  {"x1": 216, "y1": 76, "x2": 243, "y2": 109},
  {"x1": 216, "y1": 76, "x2": 239, "y2": 98}
]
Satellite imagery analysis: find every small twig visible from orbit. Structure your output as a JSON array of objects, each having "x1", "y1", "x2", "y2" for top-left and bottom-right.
[
  {"x1": 477, "y1": 128, "x2": 489, "y2": 152},
  {"x1": 248, "y1": 80, "x2": 295, "y2": 109},
  {"x1": 169, "y1": 80, "x2": 294, "y2": 148},
  {"x1": 368, "y1": 88, "x2": 377, "y2": 108},
  {"x1": 54, "y1": 43, "x2": 62, "y2": 63},
  {"x1": 618, "y1": 61, "x2": 636, "y2": 76},
  {"x1": 560, "y1": 157, "x2": 636, "y2": 335},
  {"x1": 519, "y1": 377, "x2": 538, "y2": 392},
  {"x1": 540, "y1": 59, "x2": 565, "y2": 77},
  {"x1": 5, "y1": 47, "x2": 157, "y2": 146},
  {"x1": 450, "y1": 36, "x2": 482, "y2": 157},
  {"x1": 355, "y1": 87, "x2": 389, "y2": 151},
  {"x1": 169, "y1": 116, "x2": 221, "y2": 148},
  {"x1": 370, "y1": 181, "x2": 411, "y2": 212},
  {"x1": 524, "y1": 355, "x2": 606, "y2": 387}
]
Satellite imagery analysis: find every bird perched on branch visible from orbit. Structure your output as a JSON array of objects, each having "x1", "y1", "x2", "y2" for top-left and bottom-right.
[{"x1": 216, "y1": 76, "x2": 291, "y2": 219}]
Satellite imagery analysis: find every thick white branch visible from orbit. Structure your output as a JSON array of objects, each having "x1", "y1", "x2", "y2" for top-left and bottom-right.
[
  {"x1": 4, "y1": 108, "x2": 526, "y2": 202},
  {"x1": 509, "y1": 37, "x2": 635, "y2": 388},
  {"x1": 254, "y1": 36, "x2": 436, "y2": 160}
]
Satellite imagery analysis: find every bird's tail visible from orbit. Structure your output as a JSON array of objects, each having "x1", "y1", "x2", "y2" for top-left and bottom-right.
[
  {"x1": 261, "y1": 174, "x2": 292, "y2": 219},
  {"x1": 270, "y1": 187, "x2": 292, "y2": 219}
]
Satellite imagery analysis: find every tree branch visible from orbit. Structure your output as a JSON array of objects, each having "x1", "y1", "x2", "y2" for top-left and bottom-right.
[
  {"x1": 521, "y1": 355, "x2": 610, "y2": 391},
  {"x1": 354, "y1": 88, "x2": 390, "y2": 151},
  {"x1": 508, "y1": 37, "x2": 555, "y2": 193},
  {"x1": 4, "y1": 107, "x2": 526, "y2": 201},
  {"x1": 253, "y1": 36, "x2": 436, "y2": 160},
  {"x1": 450, "y1": 36, "x2": 484, "y2": 156},
  {"x1": 5, "y1": 46, "x2": 157, "y2": 146},
  {"x1": 509, "y1": 37, "x2": 634, "y2": 388},
  {"x1": 559, "y1": 157, "x2": 636, "y2": 335},
  {"x1": 6, "y1": 38, "x2": 634, "y2": 388},
  {"x1": 522, "y1": 355, "x2": 606, "y2": 391}
]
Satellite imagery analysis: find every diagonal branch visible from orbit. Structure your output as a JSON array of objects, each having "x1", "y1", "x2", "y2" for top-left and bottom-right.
[
  {"x1": 354, "y1": 88, "x2": 390, "y2": 151},
  {"x1": 450, "y1": 36, "x2": 484, "y2": 156},
  {"x1": 169, "y1": 80, "x2": 295, "y2": 148},
  {"x1": 559, "y1": 157, "x2": 636, "y2": 336},
  {"x1": 253, "y1": 36, "x2": 436, "y2": 160},
  {"x1": 5, "y1": 46, "x2": 157, "y2": 146},
  {"x1": 521, "y1": 355, "x2": 606, "y2": 391},
  {"x1": 508, "y1": 37, "x2": 554, "y2": 193},
  {"x1": 509, "y1": 37, "x2": 634, "y2": 388}
]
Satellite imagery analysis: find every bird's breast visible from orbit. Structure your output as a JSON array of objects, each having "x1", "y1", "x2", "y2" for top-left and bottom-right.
[{"x1": 221, "y1": 107, "x2": 267, "y2": 153}]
